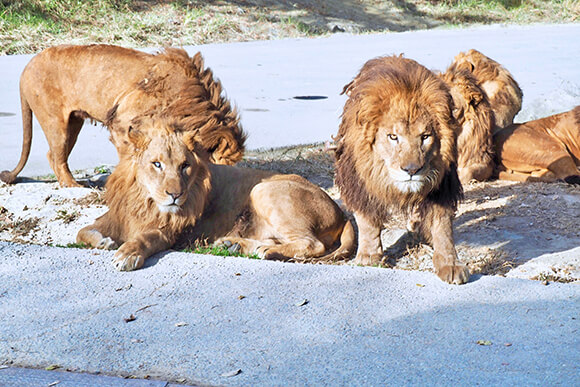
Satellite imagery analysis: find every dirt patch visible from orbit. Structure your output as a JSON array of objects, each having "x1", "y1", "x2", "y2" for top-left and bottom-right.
[{"x1": 1, "y1": 144, "x2": 578, "y2": 282}]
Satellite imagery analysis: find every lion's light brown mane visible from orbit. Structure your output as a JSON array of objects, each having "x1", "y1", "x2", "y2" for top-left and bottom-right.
[
  {"x1": 447, "y1": 49, "x2": 523, "y2": 130},
  {"x1": 440, "y1": 66, "x2": 495, "y2": 183}
]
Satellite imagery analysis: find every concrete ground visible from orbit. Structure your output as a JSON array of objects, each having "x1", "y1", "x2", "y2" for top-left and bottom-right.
[{"x1": 0, "y1": 25, "x2": 579, "y2": 385}]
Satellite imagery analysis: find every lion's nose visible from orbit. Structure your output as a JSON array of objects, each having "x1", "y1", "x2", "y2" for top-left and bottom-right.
[
  {"x1": 401, "y1": 163, "x2": 422, "y2": 176},
  {"x1": 166, "y1": 191, "x2": 183, "y2": 201}
]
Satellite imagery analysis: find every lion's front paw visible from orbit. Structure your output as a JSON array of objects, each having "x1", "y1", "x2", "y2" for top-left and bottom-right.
[
  {"x1": 112, "y1": 243, "x2": 144, "y2": 271},
  {"x1": 436, "y1": 264, "x2": 470, "y2": 285},
  {"x1": 353, "y1": 253, "x2": 382, "y2": 266},
  {"x1": 218, "y1": 239, "x2": 242, "y2": 254},
  {"x1": 96, "y1": 237, "x2": 118, "y2": 250}
]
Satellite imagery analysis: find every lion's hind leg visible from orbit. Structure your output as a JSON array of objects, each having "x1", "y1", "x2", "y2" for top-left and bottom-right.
[
  {"x1": 77, "y1": 225, "x2": 118, "y2": 250},
  {"x1": 215, "y1": 235, "x2": 326, "y2": 261},
  {"x1": 256, "y1": 236, "x2": 327, "y2": 261},
  {"x1": 37, "y1": 111, "x2": 84, "y2": 187}
]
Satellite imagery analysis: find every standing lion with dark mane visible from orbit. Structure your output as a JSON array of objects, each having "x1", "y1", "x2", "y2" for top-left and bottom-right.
[
  {"x1": 1, "y1": 44, "x2": 245, "y2": 187},
  {"x1": 335, "y1": 55, "x2": 469, "y2": 284}
]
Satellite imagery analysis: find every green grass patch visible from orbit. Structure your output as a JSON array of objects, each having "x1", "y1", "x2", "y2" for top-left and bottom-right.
[
  {"x1": 184, "y1": 244, "x2": 260, "y2": 259},
  {"x1": 55, "y1": 241, "x2": 89, "y2": 249}
]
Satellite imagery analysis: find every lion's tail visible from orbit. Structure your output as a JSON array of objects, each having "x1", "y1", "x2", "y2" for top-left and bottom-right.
[
  {"x1": 1, "y1": 91, "x2": 33, "y2": 184},
  {"x1": 320, "y1": 218, "x2": 356, "y2": 262}
]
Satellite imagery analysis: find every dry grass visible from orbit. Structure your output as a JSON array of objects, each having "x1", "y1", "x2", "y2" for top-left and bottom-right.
[{"x1": 1, "y1": 0, "x2": 578, "y2": 55}]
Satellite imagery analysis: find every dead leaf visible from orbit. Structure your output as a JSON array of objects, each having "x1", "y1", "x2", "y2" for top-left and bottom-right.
[
  {"x1": 235, "y1": 273, "x2": 241, "y2": 276},
  {"x1": 504, "y1": 343, "x2": 512, "y2": 347},
  {"x1": 175, "y1": 378, "x2": 187, "y2": 383},
  {"x1": 123, "y1": 314, "x2": 136, "y2": 323},
  {"x1": 238, "y1": 295, "x2": 245, "y2": 300},
  {"x1": 416, "y1": 283, "x2": 425, "y2": 287},
  {"x1": 175, "y1": 322, "x2": 188, "y2": 327},
  {"x1": 476, "y1": 340, "x2": 492, "y2": 346},
  {"x1": 296, "y1": 299, "x2": 309, "y2": 306},
  {"x1": 45, "y1": 364, "x2": 60, "y2": 371},
  {"x1": 221, "y1": 369, "x2": 242, "y2": 377}
]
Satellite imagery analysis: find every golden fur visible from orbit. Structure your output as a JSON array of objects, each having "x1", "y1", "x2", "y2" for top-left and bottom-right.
[
  {"x1": 77, "y1": 118, "x2": 355, "y2": 271},
  {"x1": 440, "y1": 67, "x2": 495, "y2": 183},
  {"x1": 447, "y1": 49, "x2": 523, "y2": 130},
  {"x1": 1, "y1": 44, "x2": 245, "y2": 187},
  {"x1": 335, "y1": 55, "x2": 469, "y2": 284},
  {"x1": 494, "y1": 106, "x2": 580, "y2": 184}
]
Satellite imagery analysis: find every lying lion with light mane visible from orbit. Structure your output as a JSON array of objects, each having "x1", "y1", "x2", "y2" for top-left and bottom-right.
[
  {"x1": 77, "y1": 118, "x2": 355, "y2": 271},
  {"x1": 1, "y1": 44, "x2": 245, "y2": 187},
  {"x1": 447, "y1": 49, "x2": 523, "y2": 130},
  {"x1": 335, "y1": 55, "x2": 469, "y2": 284},
  {"x1": 494, "y1": 106, "x2": 580, "y2": 184},
  {"x1": 440, "y1": 66, "x2": 495, "y2": 183}
]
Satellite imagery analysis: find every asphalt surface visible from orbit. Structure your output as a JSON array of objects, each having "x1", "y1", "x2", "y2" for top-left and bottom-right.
[{"x1": 0, "y1": 24, "x2": 579, "y2": 385}]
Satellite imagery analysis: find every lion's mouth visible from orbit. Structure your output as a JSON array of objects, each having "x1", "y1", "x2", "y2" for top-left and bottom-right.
[{"x1": 158, "y1": 203, "x2": 181, "y2": 214}]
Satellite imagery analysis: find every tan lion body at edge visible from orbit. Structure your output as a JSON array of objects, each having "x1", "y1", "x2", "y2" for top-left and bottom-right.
[
  {"x1": 77, "y1": 120, "x2": 354, "y2": 271},
  {"x1": 1, "y1": 44, "x2": 245, "y2": 188},
  {"x1": 494, "y1": 106, "x2": 580, "y2": 184},
  {"x1": 335, "y1": 55, "x2": 469, "y2": 284}
]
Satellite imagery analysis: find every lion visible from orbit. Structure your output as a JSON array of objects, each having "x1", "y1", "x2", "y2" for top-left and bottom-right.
[
  {"x1": 76, "y1": 118, "x2": 355, "y2": 271},
  {"x1": 439, "y1": 66, "x2": 495, "y2": 183},
  {"x1": 447, "y1": 49, "x2": 523, "y2": 130},
  {"x1": 1, "y1": 44, "x2": 245, "y2": 188},
  {"x1": 335, "y1": 55, "x2": 469, "y2": 284},
  {"x1": 494, "y1": 106, "x2": 580, "y2": 184}
]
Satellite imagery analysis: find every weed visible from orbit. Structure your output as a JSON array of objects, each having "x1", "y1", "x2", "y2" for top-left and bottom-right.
[
  {"x1": 55, "y1": 209, "x2": 80, "y2": 224},
  {"x1": 93, "y1": 165, "x2": 111, "y2": 174},
  {"x1": 11, "y1": 217, "x2": 40, "y2": 237}
]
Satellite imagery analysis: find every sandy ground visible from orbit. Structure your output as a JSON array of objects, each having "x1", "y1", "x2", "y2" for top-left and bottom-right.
[{"x1": 1, "y1": 146, "x2": 578, "y2": 283}]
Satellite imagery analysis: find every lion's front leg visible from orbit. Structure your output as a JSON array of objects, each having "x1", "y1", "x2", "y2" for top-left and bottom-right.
[
  {"x1": 353, "y1": 211, "x2": 383, "y2": 266},
  {"x1": 423, "y1": 205, "x2": 469, "y2": 284},
  {"x1": 113, "y1": 230, "x2": 172, "y2": 272}
]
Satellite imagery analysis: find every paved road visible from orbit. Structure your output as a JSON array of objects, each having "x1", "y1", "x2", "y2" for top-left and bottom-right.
[
  {"x1": 0, "y1": 25, "x2": 579, "y2": 385},
  {"x1": 0, "y1": 242, "x2": 578, "y2": 385}
]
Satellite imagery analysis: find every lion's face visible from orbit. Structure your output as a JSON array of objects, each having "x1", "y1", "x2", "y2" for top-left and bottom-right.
[
  {"x1": 371, "y1": 111, "x2": 441, "y2": 194},
  {"x1": 133, "y1": 127, "x2": 207, "y2": 214}
]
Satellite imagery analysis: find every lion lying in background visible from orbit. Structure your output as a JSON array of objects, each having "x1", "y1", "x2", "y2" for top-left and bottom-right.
[
  {"x1": 335, "y1": 55, "x2": 469, "y2": 284},
  {"x1": 440, "y1": 66, "x2": 495, "y2": 183},
  {"x1": 1, "y1": 44, "x2": 245, "y2": 187},
  {"x1": 494, "y1": 106, "x2": 580, "y2": 184},
  {"x1": 447, "y1": 49, "x2": 523, "y2": 130},
  {"x1": 77, "y1": 118, "x2": 354, "y2": 271}
]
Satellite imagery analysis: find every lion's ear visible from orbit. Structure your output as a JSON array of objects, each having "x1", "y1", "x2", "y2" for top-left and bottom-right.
[
  {"x1": 127, "y1": 126, "x2": 148, "y2": 152},
  {"x1": 182, "y1": 130, "x2": 203, "y2": 152}
]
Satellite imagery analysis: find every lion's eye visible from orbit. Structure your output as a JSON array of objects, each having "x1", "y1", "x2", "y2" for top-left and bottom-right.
[
  {"x1": 152, "y1": 161, "x2": 162, "y2": 169},
  {"x1": 181, "y1": 162, "x2": 190, "y2": 173},
  {"x1": 387, "y1": 134, "x2": 398, "y2": 141},
  {"x1": 421, "y1": 134, "x2": 431, "y2": 142}
]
